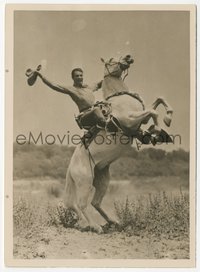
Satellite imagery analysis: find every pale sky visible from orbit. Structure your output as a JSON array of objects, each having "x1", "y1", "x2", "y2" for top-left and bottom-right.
[{"x1": 14, "y1": 10, "x2": 190, "y2": 150}]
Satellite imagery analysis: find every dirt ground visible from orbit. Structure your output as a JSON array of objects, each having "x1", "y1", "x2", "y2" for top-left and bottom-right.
[
  {"x1": 13, "y1": 225, "x2": 189, "y2": 259},
  {"x1": 13, "y1": 178, "x2": 189, "y2": 260}
]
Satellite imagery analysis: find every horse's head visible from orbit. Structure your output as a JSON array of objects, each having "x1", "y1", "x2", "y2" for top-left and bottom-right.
[
  {"x1": 119, "y1": 55, "x2": 134, "y2": 71},
  {"x1": 101, "y1": 54, "x2": 134, "y2": 78}
]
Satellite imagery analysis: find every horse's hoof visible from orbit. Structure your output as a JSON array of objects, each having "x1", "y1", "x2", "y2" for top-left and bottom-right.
[
  {"x1": 108, "y1": 220, "x2": 119, "y2": 227},
  {"x1": 90, "y1": 224, "x2": 103, "y2": 234},
  {"x1": 80, "y1": 225, "x2": 102, "y2": 234},
  {"x1": 80, "y1": 225, "x2": 91, "y2": 232},
  {"x1": 102, "y1": 221, "x2": 121, "y2": 233},
  {"x1": 164, "y1": 114, "x2": 172, "y2": 127},
  {"x1": 82, "y1": 223, "x2": 102, "y2": 234}
]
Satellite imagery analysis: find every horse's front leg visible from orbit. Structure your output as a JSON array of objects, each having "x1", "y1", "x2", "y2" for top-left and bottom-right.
[
  {"x1": 151, "y1": 97, "x2": 173, "y2": 127},
  {"x1": 140, "y1": 109, "x2": 162, "y2": 140},
  {"x1": 146, "y1": 109, "x2": 161, "y2": 134},
  {"x1": 128, "y1": 109, "x2": 159, "y2": 129}
]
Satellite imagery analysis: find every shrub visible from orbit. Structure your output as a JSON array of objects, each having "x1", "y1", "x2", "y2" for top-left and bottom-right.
[
  {"x1": 13, "y1": 197, "x2": 38, "y2": 235},
  {"x1": 13, "y1": 196, "x2": 79, "y2": 237},
  {"x1": 56, "y1": 203, "x2": 78, "y2": 228},
  {"x1": 114, "y1": 191, "x2": 189, "y2": 238},
  {"x1": 46, "y1": 202, "x2": 79, "y2": 228}
]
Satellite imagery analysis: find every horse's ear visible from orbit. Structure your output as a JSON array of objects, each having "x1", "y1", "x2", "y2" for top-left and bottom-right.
[
  {"x1": 109, "y1": 58, "x2": 114, "y2": 62},
  {"x1": 100, "y1": 58, "x2": 105, "y2": 63}
]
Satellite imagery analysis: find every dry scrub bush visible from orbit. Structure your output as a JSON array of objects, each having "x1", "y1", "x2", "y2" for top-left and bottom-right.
[
  {"x1": 13, "y1": 197, "x2": 48, "y2": 236},
  {"x1": 13, "y1": 197, "x2": 78, "y2": 237},
  {"x1": 56, "y1": 203, "x2": 78, "y2": 228},
  {"x1": 13, "y1": 197, "x2": 37, "y2": 235},
  {"x1": 45, "y1": 202, "x2": 78, "y2": 228},
  {"x1": 114, "y1": 191, "x2": 189, "y2": 238}
]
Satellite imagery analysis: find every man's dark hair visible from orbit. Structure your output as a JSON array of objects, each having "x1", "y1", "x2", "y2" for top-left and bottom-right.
[{"x1": 71, "y1": 68, "x2": 83, "y2": 79}]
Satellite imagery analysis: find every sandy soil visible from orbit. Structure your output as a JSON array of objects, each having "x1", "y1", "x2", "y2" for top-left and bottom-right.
[
  {"x1": 13, "y1": 226, "x2": 189, "y2": 260},
  {"x1": 13, "y1": 178, "x2": 190, "y2": 260}
]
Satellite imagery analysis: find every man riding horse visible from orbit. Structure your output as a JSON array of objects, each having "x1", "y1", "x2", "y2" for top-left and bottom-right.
[
  {"x1": 26, "y1": 54, "x2": 172, "y2": 146},
  {"x1": 26, "y1": 55, "x2": 173, "y2": 233}
]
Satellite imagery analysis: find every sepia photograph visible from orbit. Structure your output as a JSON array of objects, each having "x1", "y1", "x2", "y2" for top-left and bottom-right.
[{"x1": 4, "y1": 4, "x2": 196, "y2": 268}]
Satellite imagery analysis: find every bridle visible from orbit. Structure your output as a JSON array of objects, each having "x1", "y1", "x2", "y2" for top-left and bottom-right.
[
  {"x1": 103, "y1": 57, "x2": 133, "y2": 81},
  {"x1": 104, "y1": 61, "x2": 121, "y2": 78}
]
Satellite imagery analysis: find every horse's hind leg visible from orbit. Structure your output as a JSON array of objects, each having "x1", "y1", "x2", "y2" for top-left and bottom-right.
[
  {"x1": 76, "y1": 181, "x2": 103, "y2": 233},
  {"x1": 68, "y1": 162, "x2": 103, "y2": 233},
  {"x1": 91, "y1": 165, "x2": 115, "y2": 225},
  {"x1": 66, "y1": 148, "x2": 103, "y2": 233},
  {"x1": 64, "y1": 171, "x2": 85, "y2": 222}
]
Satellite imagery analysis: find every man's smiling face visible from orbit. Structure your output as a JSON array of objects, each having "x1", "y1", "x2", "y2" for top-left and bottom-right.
[{"x1": 73, "y1": 71, "x2": 83, "y2": 87}]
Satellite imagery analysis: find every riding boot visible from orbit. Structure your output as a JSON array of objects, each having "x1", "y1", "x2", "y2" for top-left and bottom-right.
[
  {"x1": 81, "y1": 126, "x2": 101, "y2": 149},
  {"x1": 135, "y1": 130, "x2": 151, "y2": 144},
  {"x1": 105, "y1": 117, "x2": 121, "y2": 134}
]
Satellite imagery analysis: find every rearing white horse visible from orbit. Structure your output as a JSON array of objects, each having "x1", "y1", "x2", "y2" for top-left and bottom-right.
[
  {"x1": 100, "y1": 55, "x2": 173, "y2": 136},
  {"x1": 64, "y1": 54, "x2": 173, "y2": 233}
]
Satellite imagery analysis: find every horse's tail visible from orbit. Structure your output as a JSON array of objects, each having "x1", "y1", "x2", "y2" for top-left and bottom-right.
[{"x1": 63, "y1": 170, "x2": 77, "y2": 209}]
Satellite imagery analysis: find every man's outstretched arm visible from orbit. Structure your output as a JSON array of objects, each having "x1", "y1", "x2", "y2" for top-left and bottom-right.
[{"x1": 37, "y1": 72, "x2": 70, "y2": 95}]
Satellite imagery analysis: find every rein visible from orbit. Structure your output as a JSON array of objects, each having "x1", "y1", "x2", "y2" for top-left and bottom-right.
[
  {"x1": 87, "y1": 147, "x2": 96, "y2": 181},
  {"x1": 122, "y1": 69, "x2": 129, "y2": 81},
  {"x1": 105, "y1": 91, "x2": 145, "y2": 110}
]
